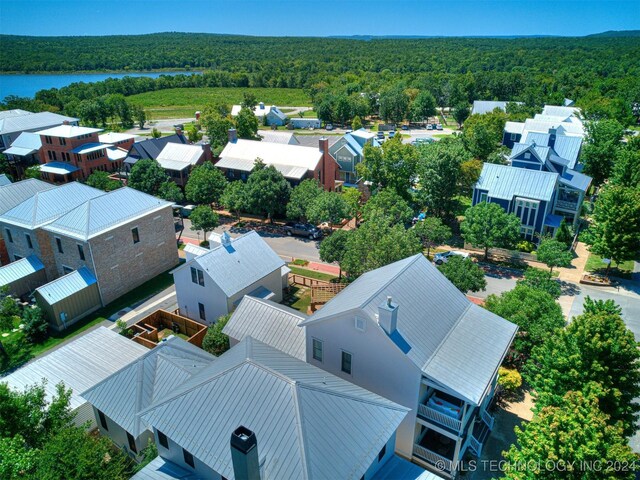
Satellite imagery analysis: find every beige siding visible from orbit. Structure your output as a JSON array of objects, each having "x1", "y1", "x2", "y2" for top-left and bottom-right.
[
  {"x1": 35, "y1": 282, "x2": 101, "y2": 331},
  {"x1": 2, "y1": 269, "x2": 47, "y2": 297}
]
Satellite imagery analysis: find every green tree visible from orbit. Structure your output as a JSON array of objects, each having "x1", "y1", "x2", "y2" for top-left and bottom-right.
[
  {"x1": 185, "y1": 162, "x2": 227, "y2": 206},
  {"x1": 240, "y1": 92, "x2": 258, "y2": 110},
  {"x1": 413, "y1": 217, "x2": 452, "y2": 257},
  {"x1": 0, "y1": 287, "x2": 20, "y2": 332},
  {"x1": 437, "y1": 256, "x2": 486, "y2": 293},
  {"x1": 458, "y1": 158, "x2": 483, "y2": 195},
  {"x1": 319, "y1": 229, "x2": 351, "y2": 279},
  {"x1": 410, "y1": 91, "x2": 437, "y2": 123},
  {"x1": 536, "y1": 237, "x2": 573, "y2": 273},
  {"x1": 342, "y1": 186, "x2": 362, "y2": 221},
  {"x1": 358, "y1": 139, "x2": 418, "y2": 198},
  {"x1": 460, "y1": 201, "x2": 521, "y2": 260},
  {"x1": 202, "y1": 314, "x2": 231, "y2": 356},
  {"x1": 128, "y1": 159, "x2": 168, "y2": 196},
  {"x1": 244, "y1": 161, "x2": 291, "y2": 221},
  {"x1": 157, "y1": 181, "x2": 184, "y2": 203},
  {"x1": 286, "y1": 179, "x2": 323, "y2": 221},
  {"x1": 151, "y1": 127, "x2": 162, "y2": 139},
  {"x1": 379, "y1": 85, "x2": 409, "y2": 124},
  {"x1": 362, "y1": 188, "x2": 413, "y2": 225},
  {"x1": 516, "y1": 267, "x2": 561, "y2": 299},
  {"x1": 583, "y1": 296, "x2": 622, "y2": 316},
  {"x1": 22, "y1": 306, "x2": 48, "y2": 344},
  {"x1": 351, "y1": 115, "x2": 363, "y2": 131},
  {"x1": 220, "y1": 181, "x2": 246, "y2": 218},
  {"x1": 581, "y1": 119, "x2": 624, "y2": 186},
  {"x1": 0, "y1": 154, "x2": 11, "y2": 176},
  {"x1": 555, "y1": 219, "x2": 573, "y2": 247},
  {"x1": 189, "y1": 205, "x2": 219, "y2": 239},
  {"x1": 462, "y1": 110, "x2": 508, "y2": 160},
  {"x1": 85, "y1": 171, "x2": 121, "y2": 192},
  {"x1": 203, "y1": 114, "x2": 235, "y2": 150},
  {"x1": 307, "y1": 191, "x2": 349, "y2": 226},
  {"x1": 132, "y1": 105, "x2": 146, "y2": 129},
  {"x1": 24, "y1": 166, "x2": 41, "y2": 179},
  {"x1": 452, "y1": 102, "x2": 470, "y2": 128},
  {"x1": 502, "y1": 390, "x2": 636, "y2": 480},
  {"x1": 185, "y1": 123, "x2": 202, "y2": 143},
  {"x1": 611, "y1": 146, "x2": 640, "y2": 188},
  {"x1": 235, "y1": 106, "x2": 259, "y2": 140}
]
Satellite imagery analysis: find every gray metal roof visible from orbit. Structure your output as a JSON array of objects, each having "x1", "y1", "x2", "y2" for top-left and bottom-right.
[
  {"x1": 475, "y1": 163, "x2": 558, "y2": 202},
  {"x1": 1, "y1": 327, "x2": 147, "y2": 410},
  {"x1": 371, "y1": 455, "x2": 438, "y2": 480},
  {"x1": 174, "y1": 231, "x2": 284, "y2": 298},
  {"x1": 522, "y1": 132, "x2": 582, "y2": 169},
  {"x1": 0, "y1": 174, "x2": 10, "y2": 186},
  {"x1": 36, "y1": 266, "x2": 97, "y2": 305},
  {"x1": 0, "y1": 255, "x2": 44, "y2": 287},
  {"x1": 39, "y1": 162, "x2": 80, "y2": 175},
  {"x1": 139, "y1": 337, "x2": 408, "y2": 480},
  {"x1": 301, "y1": 255, "x2": 517, "y2": 405},
  {"x1": 0, "y1": 178, "x2": 54, "y2": 215},
  {"x1": 223, "y1": 296, "x2": 307, "y2": 360},
  {"x1": 471, "y1": 100, "x2": 508, "y2": 115},
  {"x1": 294, "y1": 134, "x2": 340, "y2": 149},
  {"x1": 0, "y1": 111, "x2": 78, "y2": 135},
  {"x1": 5, "y1": 131, "x2": 42, "y2": 156},
  {"x1": 81, "y1": 337, "x2": 215, "y2": 437},
  {"x1": 44, "y1": 187, "x2": 172, "y2": 241},
  {"x1": 130, "y1": 456, "x2": 200, "y2": 480},
  {"x1": 560, "y1": 168, "x2": 592, "y2": 192},
  {"x1": 127, "y1": 134, "x2": 188, "y2": 162},
  {"x1": 156, "y1": 143, "x2": 203, "y2": 171},
  {"x1": 0, "y1": 109, "x2": 31, "y2": 120},
  {"x1": 257, "y1": 130, "x2": 299, "y2": 145},
  {"x1": 0, "y1": 182, "x2": 103, "y2": 229}
]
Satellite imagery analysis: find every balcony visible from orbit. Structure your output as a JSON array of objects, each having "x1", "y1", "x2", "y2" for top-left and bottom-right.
[
  {"x1": 417, "y1": 391, "x2": 465, "y2": 432},
  {"x1": 555, "y1": 199, "x2": 579, "y2": 211},
  {"x1": 413, "y1": 429, "x2": 455, "y2": 473}
]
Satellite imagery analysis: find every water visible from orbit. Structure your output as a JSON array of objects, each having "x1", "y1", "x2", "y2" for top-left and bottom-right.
[{"x1": 0, "y1": 71, "x2": 200, "y2": 100}]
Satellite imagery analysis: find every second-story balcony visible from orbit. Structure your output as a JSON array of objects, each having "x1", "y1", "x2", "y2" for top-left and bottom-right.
[
  {"x1": 417, "y1": 391, "x2": 466, "y2": 432},
  {"x1": 555, "y1": 199, "x2": 579, "y2": 211}
]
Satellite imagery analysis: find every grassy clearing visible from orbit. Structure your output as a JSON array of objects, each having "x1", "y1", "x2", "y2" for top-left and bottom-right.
[
  {"x1": 585, "y1": 253, "x2": 635, "y2": 278},
  {"x1": 288, "y1": 265, "x2": 338, "y2": 282},
  {"x1": 283, "y1": 286, "x2": 312, "y2": 313},
  {"x1": 128, "y1": 87, "x2": 311, "y2": 119}
]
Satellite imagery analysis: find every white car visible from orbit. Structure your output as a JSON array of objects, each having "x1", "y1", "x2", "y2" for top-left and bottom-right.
[{"x1": 433, "y1": 250, "x2": 469, "y2": 265}]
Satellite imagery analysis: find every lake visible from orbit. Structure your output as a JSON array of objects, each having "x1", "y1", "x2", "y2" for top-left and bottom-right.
[{"x1": 0, "y1": 71, "x2": 200, "y2": 100}]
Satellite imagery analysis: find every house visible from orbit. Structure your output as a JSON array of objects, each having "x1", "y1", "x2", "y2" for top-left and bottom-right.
[
  {"x1": 257, "y1": 130, "x2": 300, "y2": 145},
  {"x1": 0, "y1": 110, "x2": 78, "y2": 152},
  {"x1": 131, "y1": 336, "x2": 418, "y2": 480},
  {"x1": 472, "y1": 163, "x2": 560, "y2": 240},
  {"x1": 329, "y1": 128, "x2": 379, "y2": 184},
  {"x1": 2, "y1": 326, "x2": 147, "y2": 428},
  {"x1": 0, "y1": 255, "x2": 47, "y2": 297},
  {"x1": 265, "y1": 105, "x2": 288, "y2": 126},
  {"x1": 290, "y1": 117, "x2": 321, "y2": 129},
  {"x1": 155, "y1": 142, "x2": 210, "y2": 187},
  {"x1": 231, "y1": 101, "x2": 269, "y2": 118},
  {"x1": 3, "y1": 132, "x2": 44, "y2": 177},
  {"x1": 123, "y1": 132, "x2": 188, "y2": 171},
  {"x1": 502, "y1": 104, "x2": 584, "y2": 148},
  {"x1": 470, "y1": 100, "x2": 521, "y2": 116},
  {"x1": 172, "y1": 231, "x2": 286, "y2": 324},
  {"x1": 81, "y1": 336, "x2": 215, "y2": 460},
  {"x1": 216, "y1": 130, "x2": 339, "y2": 190},
  {"x1": 98, "y1": 132, "x2": 136, "y2": 151}
]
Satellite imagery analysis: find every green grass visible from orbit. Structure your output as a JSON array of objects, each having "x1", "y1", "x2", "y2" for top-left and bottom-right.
[
  {"x1": 452, "y1": 194, "x2": 472, "y2": 218},
  {"x1": 128, "y1": 87, "x2": 311, "y2": 119},
  {"x1": 288, "y1": 265, "x2": 338, "y2": 282},
  {"x1": 283, "y1": 286, "x2": 312, "y2": 313},
  {"x1": 585, "y1": 253, "x2": 635, "y2": 278}
]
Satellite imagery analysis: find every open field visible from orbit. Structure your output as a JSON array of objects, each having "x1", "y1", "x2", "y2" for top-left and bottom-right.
[{"x1": 127, "y1": 87, "x2": 312, "y2": 119}]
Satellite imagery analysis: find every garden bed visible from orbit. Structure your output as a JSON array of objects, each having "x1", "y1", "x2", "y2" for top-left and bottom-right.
[{"x1": 580, "y1": 274, "x2": 614, "y2": 286}]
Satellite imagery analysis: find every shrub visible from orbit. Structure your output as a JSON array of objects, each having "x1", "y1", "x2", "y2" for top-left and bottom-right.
[
  {"x1": 22, "y1": 306, "x2": 49, "y2": 344},
  {"x1": 515, "y1": 240, "x2": 535, "y2": 253},
  {"x1": 498, "y1": 367, "x2": 523, "y2": 394},
  {"x1": 116, "y1": 319, "x2": 132, "y2": 338},
  {"x1": 292, "y1": 259, "x2": 309, "y2": 266},
  {"x1": 202, "y1": 314, "x2": 231, "y2": 356}
]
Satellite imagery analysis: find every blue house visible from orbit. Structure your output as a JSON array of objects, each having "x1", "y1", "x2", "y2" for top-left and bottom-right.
[
  {"x1": 265, "y1": 105, "x2": 288, "y2": 127},
  {"x1": 329, "y1": 128, "x2": 380, "y2": 184}
]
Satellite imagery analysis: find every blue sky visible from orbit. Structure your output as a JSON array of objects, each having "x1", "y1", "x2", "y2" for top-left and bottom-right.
[{"x1": 1, "y1": 0, "x2": 638, "y2": 37}]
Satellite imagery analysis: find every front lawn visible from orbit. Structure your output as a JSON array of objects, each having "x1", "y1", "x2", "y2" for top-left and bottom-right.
[
  {"x1": 585, "y1": 253, "x2": 635, "y2": 278},
  {"x1": 288, "y1": 265, "x2": 338, "y2": 282}
]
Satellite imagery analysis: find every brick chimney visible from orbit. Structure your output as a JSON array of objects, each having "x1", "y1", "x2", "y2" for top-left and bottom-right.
[
  {"x1": 378, "y1": 296, "x2": 398, "y2": 335},
  {"x1": 228, "y1": 128, "x2": 238, "y2": 144},
  {"x1": 62, "y1": 120, "x2": 70, "y2": 125},
  {"x1": 318, "y1": 137, "x2": 337, "y2": 191},
  {"x1": 548, "y1": 127, "x2": 557, "y2": 149},
  {"x1": 174, "y1": 124, "x2": 183, "y2": 136},
  {"x1": 230, "y1": 426, "x2": 261, "y2": 480},
  {"x1": 201, "y1": 142, "x2": 212, "y2": 161}
]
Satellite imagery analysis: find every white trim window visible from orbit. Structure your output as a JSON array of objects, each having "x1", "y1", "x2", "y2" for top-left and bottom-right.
[
  {"x1": 354, "y1": 317, "x2": 366, "y2": 332},
  {"x1": 312, "y1": 338, "x2": 323, "y2": 362},
  {"x1": 515, "y1": 198, "x2": 539, "y2": 228},
  {"x1": 479, "y1": 192, "x2": 488, "y2": 203},
  {"x1": 341, "y1": 350, "x2": 352, "y2": 375}
]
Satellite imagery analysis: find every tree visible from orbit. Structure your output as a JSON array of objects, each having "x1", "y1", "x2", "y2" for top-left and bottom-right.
[
  {"x1": 22, "y1": 306, "x2": 48, "y2": 344},
  {"x1": 243, "y1": 161, "x2": 291, "y2": 221},
  {"x1": 202, "y1": 113, "x2": 234, "y2": 150},
  {"x1": 85, "y1": 171, "x2": 121, "y2": 192},
  {"x1": 452, "y1": 102, "x2": 470, "y2": 128},
  {"x1": 220, "y1": 181, "x2": 246, "y2": 218},
  {"x1": 437, "y1": 256, "x2": 486, "y2": 293},
  {"x1": 351, "y1": 115, "x2": 363, "y2": 131},
  {"x1": 497, "y1": 367, "x2": 522, "y2": 398},
  {"x1": 185, "y1": 123, "x2": 202, "y2": 143},
  {"x1": 189, "y1": 206, "x2": 219, "y2": 239},
  {"x1": 342, "y1": 186, "x2": 362, "y2": 221},
  {"x1": 235, "y1": 106, "x2": 259, "y2": 140},
  {"x1": 485, "y1": 285, "x2": 564, "y2": 364},
  {"x1": 536, "y1": 237, "x2": 572, "y2": 273},
  {"x1": 362, "y1": 189, "x2": 413, "y2": 225},
  {"x1": 202, "y1": 314, "x2": 231, "y2": 356},
  {"x1": 286, "y1": 179, "x2": 323, "y2": 221},
  {"x1": 458, "y1": 158, "x2": 483, "y2": 195},
  {"x1": 413, "y1": 217, "x2": 452, "y2": 257},
  {"x1": 132, "y1": 105, "x2": 146, "y2": 129},
  {"x1": 516, "y1": 267, "x2": 561, "y2": 299},
  {"x1": 502, "y1": 390, "x2": 636, "y2": 480},
  {"x1": 378, "y1": 85, "x2": 409, "y2": 123},
  {"x1": 240, "y1": 92, "x2": 258, "y2": 110},
  {"x1": 583, "y1": 185, "x2": 640, "y2": 276},
  {"x1": 581, "y1": 119, "x2": 624, "y2": 186},
  {"x1": 307, "y1": 191, "x2": 349, "y2": 226},
  {"x1": 185, "y1": 162, "x2": 227, "y2": 206},
  {"x1": 555, "y1": 219, "x2": 573, "y2": 247},
  {"x1": 462, "y1": 110, "x2": 508, "y2": 160},
  {"x1": 410, "y1": 91, "x2": 437, "y2": 124},
  {"x1": 24, "y1": 166, "x2": 41, "y2": 179},
  {"x1": 460, "y1": 202, "x2": 521, "y2": 260},
  {"x1": 0, "y1": 287, "x2": 20, "y2": 332},
  {"x1": 583, "y1": 296, "x2": 622, "y2": 316},
  {"x1": 611, "y1": 146, "x2": 640, "y2": 188},
  {"x1": 128, "y1": 159, "x2": 168, "y2": 196},
  {"x1": 358, "y1": 139, "x2": 418, "y2": 198},
  {"x1": 157, "y1": 181, "x2": 184, "y2": 203},
  {"x1": 319, "y1": 229, "x2": 351, "y2": 279},
  {"x1": 151, "y1": 128, "x2": 162, "y2": 139}
]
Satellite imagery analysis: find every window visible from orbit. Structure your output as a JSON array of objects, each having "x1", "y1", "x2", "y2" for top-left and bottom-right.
[
  {"x1": 191, "y1": 267, "x2": 205, "y2": 286},
  {"x1": 131, "y1": 227, "x2": 140, "y2": 244},
  {"x1": 25, "y1": 234, "x2": 33, "y2": 249},
  {"x1": 157, "y1": 431, "x2": 169, "y2": 449},
  {"x1": 97, "y1": 410, "x2": 108, "y2": 431},
  {"x1": 341, "y1": 351, "x2": 352, "y2": 375},
  {"x1": 183, "y1": 449, "x2": 195, "y2": 468},
  {"x1": 312, "y1": 338, "x2": 323, "y2": 362},
  {"x1": 126, "y1": 432, "x2": 137, "y2": 454},
  {"x1": 510, "y1": 133, "x2": 517, "y2": 141},
  {"x1": 355, "y1": 317, "x2": 365, "y2": 332},
  {"x1": 524, "y1": 152, "x2": 531, "y2": 160},
  {"x1": 378, "y1": 444, "x2": 386, "y2": 462},
  {"x1": 45, "y1": 135, "x2": 52, "y2": 144},
  {"x1": 5, "y1": 228, "x2": 12, "y2": 243},
  {"x1": 62, "y1": 265, "x2": 73, "y2": 274},
  {"x1": 479, "y1": 192, "x2": 488, "y2": 203},
  {"x1": 197, "y1": 269, "x2": 204, "y2": 286},
  {"x1": 198, "y1": 302, "x2": 206, "y2": 322},
  {"x1": 55, "y1": 237, "x2": 63, "y2": 253},
  {"x1": 59, "y1": 137, "x2": 66, "y2": 146},
  {"x1": 77, "y1": 244, "x2": 85, "y2": 260}
]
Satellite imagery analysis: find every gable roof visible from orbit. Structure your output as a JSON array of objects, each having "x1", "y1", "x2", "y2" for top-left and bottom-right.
[
  {"x1": 0, "y1": 109, "x2": 31, "y2": 120},
  {"x1": 542, "y1": 104, "x2": 580, "y2": 119},
  {"x1": 81, "y1": 337, "x2": 215, "y2": 437},
  {"x1": 0, "y1": 112, "x2": 78, "y2": 136},
  {"x1": 0, "y1": 178, "x2": 54, "y2": 215},
  {"x1": 99, "y1": 132, "x2": 136, "y2": 144},
  {"x1": 560, "y1": 168, "x2": 592, "y2": 192},
  {"x1": 475, "y1": 162, "x2": 558, "y2": 202},
  {"x1": 0, "y1": 182, "x2": 104, "y2": 229},
  {"x1": 258, "y1": 130, "x2": 299, "y2": 145},
  {"x1": 2, "y1": 327, "x2": 147, "y2": 410},
  {"x1": 126, "y1": 134, "x2": 188, "y2": 163},
  {"x1": 44, "y1": 187, "x2": 171, "y2": 241},
  {"x1": 267, "y1": 105, "x2": 287, "y2": 121},
  {"x1": 223, "y1": 296, "x2": 307, "y2": 360},
  {"x1": 0, "y1": 255, "x2": 44, "y2": 288},
  {"x1": 0, "y1": 174, "x2": 11, "y2": 187},
  {"x1": 139, "y1": 337, "x2": 408, "y2": 480},
  {"x1": 4, "y1": 131, "x2": 42, "y2": 156},
  {"x1": 156, "y1": 143, "x2": 203, "y2": 171},
  {"x1": 174, "y1": 231, "x2": 284, "y2": 298},
  {"x1": 295, "y1": 134, "x2": 340, "y2": 149},
  {"x1": 471, "y1": 100, "x2": 508, "y2": 115},
  {"x1": 301, "y1": 255, "x2": 517, "y2": 405},
  {"x1": 35, "y1": 267, "x2": 97, "y2": 305}
]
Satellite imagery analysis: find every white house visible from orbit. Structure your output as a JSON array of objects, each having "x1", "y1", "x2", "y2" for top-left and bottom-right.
[{"x1": 171, "y1": 231, "x2": 287, "y2": 324}]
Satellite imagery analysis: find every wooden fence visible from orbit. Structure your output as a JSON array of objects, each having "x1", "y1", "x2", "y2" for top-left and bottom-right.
[{"x1": 131, "y1": 309, "x2": 207, "y2": 349}]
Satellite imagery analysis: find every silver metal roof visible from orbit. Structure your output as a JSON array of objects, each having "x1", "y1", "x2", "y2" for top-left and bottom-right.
[
  {"x1": 5, "y1": 131, "x2": 42, "y2": 155},
  {"x1": 0, "y1": 178, "x2": 55, "y2": 215},
  {"x1": 0, "y1": 112, "x2": 78, "y2": 136},
  {"x1": 301, "y1": 255, "x2": 517, "y2": 405},
  {"x1": 36, "y1": 266, "x2": 97, "y2": 305},
  {"x1": 81, "y1": 337, "x2": 215, "y2": 437},
  {"x1": 471, "y1": 100, "x2": 508, "y2": 115},
  {"x1": 156, "y1": 143, "x2": 203, "y2": 170},
  {"x1": 371, "y1": 455, "x2": 438, "y2": 480},
  {"x1": 139, "y1": 337, "x2": 408, "y2": 480},
  {"x1": 2, "y1": 327, "x2": 147, "y2": 410},
  {"x1": 36, "y1": 124, "x2": 100, "y2": 138},
  {"x1": 0, "y1": 255, "x2": 44, "y2": 287},
  {"x1": 0, "y1": 109, "x2": 31, "y2": 120},
  {"x1": 560, "y1": 168, "x2": 592, "y2": 192},
  {"x1": 0, "y1": 174, "x2": 10, "y2": 186},
  {"x1": 475, "y1": 163, "x2": 558, "y2": 202},
  {"x1": 130, "y1": 456, "x2": 199, "y2": 480},
  {"x1": 174, "y1": 231, "x2": 284, "y2": 298},
  {"x1": 224, "y1": 296, "x2": 307, "y2": 360},
  {"x1": 39, "y1": 162, "x2": 80, "y2": 174},
  {"x1": 70, "y1": 142, "x2": 109, "y2": 155},
  {"x1": 258, "y1": 130, "x2": 299, "y2": 145},
  {"x1": 522, "y1": 131, "x2": 582, "y2": 170}
]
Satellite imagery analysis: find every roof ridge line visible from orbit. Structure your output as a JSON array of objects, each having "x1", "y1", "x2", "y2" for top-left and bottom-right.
[
  {"x1": 291, "y1": 382, "x2": 311, "y2": 479},
  {"x1": 361, "y1": 254, "x2": 423, "y2": 309},
  {"x1": 421, "y1": 301, "x2": 473, "y2": 373},
  {"x1": 296, "y1": 382, "x2": 409, "y2": 412}
]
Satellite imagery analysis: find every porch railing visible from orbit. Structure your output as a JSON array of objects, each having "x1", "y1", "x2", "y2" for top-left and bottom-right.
[
  {"x1": 556, "y1": 199, "x2": 579, "y2": 211},
  {"x1": 418, "y1": 403, "x2": 462, "y2": 432},
  {"x1": 481, "y1": 409, "x2": 495, "y2": 430},
  {"x1": 413, "y1": 444, "x2": 453, "y2": 472},
  {"x1": 469, "y1": 436, "x2": 482, "y2": 456}
]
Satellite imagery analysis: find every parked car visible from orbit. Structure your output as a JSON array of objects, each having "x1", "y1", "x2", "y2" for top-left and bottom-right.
[
  {"x1": 284, "y1": 222, "x2": 322, "y2": 239},
  {"x1": 426, "y1": 124, "x2": 434, "y2": 130},
  {"x1": 180, "y1": 205, "x2": 196, "y2": 218},
  {"x1": 401, "y1": 124, "x2": 409, "y2": 131},
  {"x1": 377, "y1": 131, "x2": 385, "y2": 139},
  {"x1": 433, "y1": 250, "x2": 469, "y2": 265},
  {"x1": 411, "y1": 137, "x2": 434, "y2": 146},
  {"x1": 325, "y1": 124, "x2": 334, "y2": 131},
  {"x1": 388, "y1": 131, "x2": 396, "y2": 139},
  {"x1": 436, "y1": 124, "x2": 443, "y2": 131}
]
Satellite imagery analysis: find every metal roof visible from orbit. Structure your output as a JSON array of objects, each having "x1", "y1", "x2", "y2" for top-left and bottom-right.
[
  {"x1": 294, "y1": 134, "x2": 340, "y2": 149},
  {"x1": 504, "y1": 121, "x2": 525, "y2": 134},
  {"x1": 560, "y1": 168, "x2": 592, "y2": 192},
  {"x1": 81, "y1": 337, "x2": 215, "y2": 437},
  {"x1": 0, "y1": 178, "x2": 54, "y2": 215},
  {"x1": 258, "y1": 130, "x2": 299, "y2": 145},
  {"x1": 268, "y1": 105, "x2": 288, "y2": 121},
  {"x1": 39, "y1": 162, "x2": 80, "y2": 175},
  {"x1": 130, "y1": 456, "x2": 198, "y2": 480},
  {"x1": 156, "y1": 143, "x2": 203, "y2": 171},
  {"x1": 139, "y1": 337, "x2": 408, "y2": 480},
  {"x1": 0, "y1": 109, "x2": 31, "y2": 120},
  {"x1": 2, "y1": 327, "x2": 147, "y2": 410},
  {"x1": 0, "y1": 255, "x2": 44, "y2": 287},
  {"x1": 106, "y1": 146, "x2": 128, "y2": 161},
  {"x1": 544, "y1": 214, "x2": 564, "y2": 228},
  {"x1": 0, "y1": 174, "x2": 10, "y2": 186},
  {"x1": 522, "y1": 118, "x2": 584, "y2": 137},
  {"x1": 36, "y1": 266, "x2": 97, "y2": 305},
  {"x1": 549, "y1": 135, "x2": 582, "y2": 169},
  {"x1": 0, "y1": 112, "x2": 78, "y2": 136},
  {"x1": 223, "y1": 296, "x2": 307, "y2": 360},
  {"x1": 5, "y1": 131, "x2": 42, "y2": 156},
  {"x1": 301, "y1": 254, "x2": 517, "y2": 405},
  {"x1": 44, "y1": 187, "x2": 172, "y2": 241},
  {"x1": 127, "y1": 134, "x2": 188, "y2": 162},
  {"x1": 371, "y1": 455, "x2": 438, "y2": 480},
  {"x1": 217, "y1": 139, "x2": 321, "y2": 179},
  {"x1": 36, "y1": 124, "x2": 101, "y2": 138},
  {"x1": 475, "y1": 163, "x2": 558, "y2": 202},
  {"x1": 542, "y1": 105, "x2": 581, "y2": 119},
  {"x1": 174, "y1": 231, "x2": 284, "y2": 298},
  {"x1": 0, "y1": 182, "x2": 103, "y2": 229},
  {"x1": 231, "y1": 104, "x2": 268, "y2": 118},
  {"x1": 99, "y1": 132, "x2": 135, "y2": 144},
  {"x1": 70, "y1": 142, "x2": 110, "y2": 155},
  {"x1": 471, "y1": 100, "x2": 508, "y2": 115}
]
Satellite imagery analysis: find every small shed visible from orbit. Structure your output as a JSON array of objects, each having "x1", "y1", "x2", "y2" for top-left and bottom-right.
[
  {"x1": 0, "y1": 255, "x2": 47, "y2": 297},
  {"x1": 290, "y1": 118, "x2": 321, "y2": 129},
  {"x1": 35, "y1": 267, "x2": 101, "y2": 331}
]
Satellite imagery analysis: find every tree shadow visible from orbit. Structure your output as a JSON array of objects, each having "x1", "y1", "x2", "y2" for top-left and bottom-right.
[{"x1": 559, "y1": 280, "x2": 581, "y2": 297}]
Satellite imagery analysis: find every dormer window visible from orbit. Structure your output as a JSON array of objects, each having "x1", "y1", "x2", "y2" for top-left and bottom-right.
[{"x1": 524, "y1": 153, "x2": 531, "y2": 159}]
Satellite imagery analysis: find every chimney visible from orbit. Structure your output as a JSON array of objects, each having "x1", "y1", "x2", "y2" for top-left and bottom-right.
[
  {"x1": 201, "y1": 142, "x2": 212, "y2": 161},
  {"x1": 62, "y1": 120, "x2": 70, "y2": 125},
  {"x1": 319, "y1": 137, "x2": 329, "y2": 154},
  {"x1": 174, "y1": 124, "x2": 183, "y2": 136},
  {"x1": 548, "y1": 127, "x2": 557, "y2": 148},
  {"x1": 221, "y1": 231, "x2": 232, "y2": 246},
  {"x1": 228, "y1": 128, "x2": 238, "y2": 144},
  {"x1": 230, "y1": 426, "x2": 261, "y2": 480},
  {"x1": 378, "y1": 296, "x2": 398, "y2": 335},
  {"x1": 259, "y1": 102, "x2": 265, "y2": 110}
]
